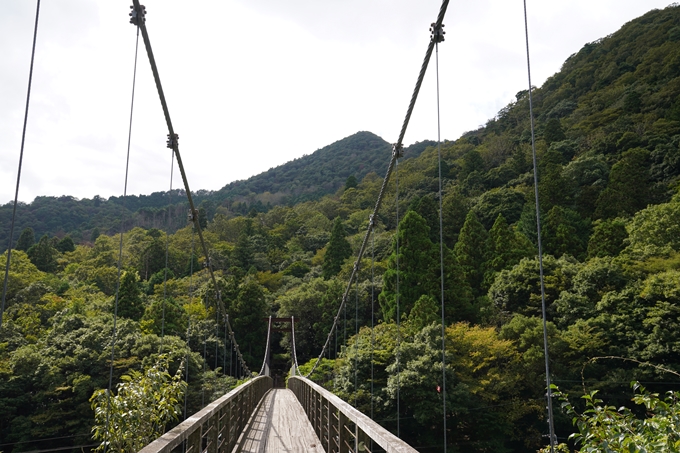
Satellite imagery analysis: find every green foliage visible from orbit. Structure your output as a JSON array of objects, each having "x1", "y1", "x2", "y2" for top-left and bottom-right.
[
  {"x1": 558, "y1": 382, "x2": 680, "y2": 452},
  {"x1": 542, "y1": 205, "x2": 591, "y2": 260},
  {"x1": 5, "y1": 6, "x2": 680, "y2": 451},
  {"x1": 118, "y1": 270, "x2": 144, "y2": 321},
  {"x1": 27, "y1": 235, "x2": 58, "y2": 273},
  {"x1": 56, "y1": 235, "x2": 76, "y2": 253},
  {"x1": 588, "y1": 218, "x2": 628, "y2": 258},
  {"x1": 454, "y1": 210, "x2": 489, "y2": 298},
  {"x1": 322, "y1": 217, "x2": 352, "y2": 279},
  {"x1": 141, "y1": 297, "x2": 187, "y2": 338},
  {"x1": 595, "y1": 148, "x2": 653, "y2": 219},
  {"x1": 16, "y1": 227, "x2": 35, "y2": 252},
  {"x1": 90, "y1": 356, "x2": 186, "y2": 453},
  {"x1": 380, "y1": 211, "x2": 437, "y2": 321}
]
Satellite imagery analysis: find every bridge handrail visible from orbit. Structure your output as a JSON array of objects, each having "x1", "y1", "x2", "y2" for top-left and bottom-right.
[
  {"x1": 138, "y1": 375, "x2": 272, "y2": 453},
  {"x1": 289, "y1": 375, "x2": 418, "y2": 453}
]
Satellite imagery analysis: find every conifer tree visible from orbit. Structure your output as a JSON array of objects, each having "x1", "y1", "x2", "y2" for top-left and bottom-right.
[
  {"x1": 322, "y1": 217, "x2": 352, "y2": 280},
  {"x1": 454, "y1": 210, "x2": 489, "y2": 298},
  {"x1": 411, "y1": 196, "x2": 440, "y2": 243},
  {"x1": 118, "y1": 270, "x2": 144, "y2": 321},
  {"x1": 16, "y1": 227, "x2": 35, "y2": 252},
  {"x1": 379, "y1": 211, "x2": 437, "y2": 321},
  {"x1": 484, "y1": 214, "x2": 534, "y2": 288}
]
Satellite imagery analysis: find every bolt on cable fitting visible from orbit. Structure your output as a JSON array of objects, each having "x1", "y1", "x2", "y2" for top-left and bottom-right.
[
  {"x1": 129, "y1": 4, "x2": 146, "y2": 26},
  {"x1": 392, "y1": 143, "x2": 404, "y2": 158},
  {"x1": 430, "y1": 23, "x2": 445, "y2": 43},
  {"x1": 166, "y1": 133, "x2": 179, "y2": 149}
]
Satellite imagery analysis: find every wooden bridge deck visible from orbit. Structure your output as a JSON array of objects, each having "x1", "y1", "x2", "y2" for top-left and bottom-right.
[{"x1": 237, "y1": 388, "x2": 325, "y2": 453}]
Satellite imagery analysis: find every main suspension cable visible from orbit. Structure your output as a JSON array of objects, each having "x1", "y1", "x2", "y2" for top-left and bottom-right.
[
  {"x1": 1, "y1": 0, "x2": 41, "y2": 332},
  {"x1": 304, "y1": 0, "x2": 450, "y2": 378},
  {"x1": 523, "y1": 2, "x2": 556, "y2": 451},
  {"x1": 129, "y1": 1, "x2": 250, "y2": 376}
]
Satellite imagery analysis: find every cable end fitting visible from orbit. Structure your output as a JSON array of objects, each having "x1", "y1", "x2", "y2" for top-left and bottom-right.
[
  {"x1": 166, "y1": 133, "x2": 179, "y2": 149},
  {"x1": 392, "y1": 143, "x2": 404, "y2": 158},
  {"x1": 129, "y1": 4, "x2": 146, "y2": 26},
  {"x1": 430, "y1": 23, "x2": 445, "y2": 43}
]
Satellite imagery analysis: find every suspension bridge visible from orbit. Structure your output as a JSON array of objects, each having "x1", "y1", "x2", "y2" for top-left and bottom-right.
[{"x1": 1, "y1": 0, "x2": 559, "y2": 452}]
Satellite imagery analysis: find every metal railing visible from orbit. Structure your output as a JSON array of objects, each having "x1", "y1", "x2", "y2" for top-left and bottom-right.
[
  {"x1": 138, "y1": 376, "x2": 272, "y2": 453},
  {"x1": 288, "y1": 376, "x2": 418, "y2": 453}
]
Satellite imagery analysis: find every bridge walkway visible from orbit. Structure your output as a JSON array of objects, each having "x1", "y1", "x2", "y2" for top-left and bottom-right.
[{"x1": 238, "y1": 389, "x2": 324, "y2": 453}]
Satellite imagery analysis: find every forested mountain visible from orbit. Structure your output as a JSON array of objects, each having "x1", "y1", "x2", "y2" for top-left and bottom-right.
[
  {"x1": 0, "y1": 132, "x2": 434, "y2": 251},
  {"x1": 2, "y1": 4, "x2": 680, "y2": 453}
]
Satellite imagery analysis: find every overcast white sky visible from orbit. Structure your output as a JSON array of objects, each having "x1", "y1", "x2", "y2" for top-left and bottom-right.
[{"x1": 0, "y1": 0, "x2": 673, "y2": 204}]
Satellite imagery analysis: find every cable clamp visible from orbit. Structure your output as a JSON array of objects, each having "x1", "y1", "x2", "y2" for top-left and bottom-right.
[
  {"x1": 392, "y1": 143, "x2": 403, "y2": 158},
  {"x1": 188, "y1": 209, "x2": 196, "y2": 222},
  {"x1": 368, "y1": 214, "x2": 376, "y2": 228},
  {"x1": 430, "y1": 23, "x2": 445, "y2": 43},
  {"x1": 166, "y1": 133, "x2": 179, "y2": 149},
  {"x1": 129, "y1": 4, "x2": 146, "y2": 26}
]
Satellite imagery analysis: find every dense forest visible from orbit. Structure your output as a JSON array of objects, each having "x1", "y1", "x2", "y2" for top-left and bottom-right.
[
  {"x1": 3, "y1": 4, "x2": 680, "y2": 452},
  {"x1": 0, "y1": 134, "x2": 434, "y2": 251}
]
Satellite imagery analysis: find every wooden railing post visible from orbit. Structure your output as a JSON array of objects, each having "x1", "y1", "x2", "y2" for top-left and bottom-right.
[
  {"x1": 338, "y1": 412, "x2": 350, "y2": 453},
  {"x1": 206, "y1": 412, "x2": 217, "y2": 453}
]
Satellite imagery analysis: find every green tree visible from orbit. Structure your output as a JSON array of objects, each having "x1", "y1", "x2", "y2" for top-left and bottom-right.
[
  {"x1": 410, "y1": 196, "x2": 440, "y2": 243},
  {"x1": 230, "y1": 279, "x2": 269, "y2": 366},
  {"x1": 117, "y1": 270, "x2": 144, "y2": 321},
  {"x1": 232, "y1": 233, "x2": 254, "y2": 271},
  {"x1": 16, "y1": 227, "x2": 35, "y2": 252},
  {"x1": 485, "y1": 214, "x2": 534, "y2": 287},
  {"x1": 454, "y1": 210, "x2": 489, "y2": 298},
  {"x1": 407, "y1": 295, "x2": 439, "y2": 331},
  {"x1": 587, "y1": 218, "x2": 628, "y2": 258},
  {"x1": 489, "y1": 255, "x2": 581, "y2": 317},
  {"x1": 141, "y1": 297, "x2": 187, "y2": 338},
  {"x1": 344, "y1": 175, "x2": 358, "y2": 191},
  {"x1": 56, "y1": 236, "x2": 76, "y2": 253},
  {"x1": 379, "y1": 211, "x2": 437, "y2": 321},
  {"x1": 542, "y1": 205, "x2": 591, "y2": 260},
  {"x1": 543, "y1": 118, "x2": 566, "y2": 144},
  {"x1": 26, "y1": 235, "x2": 58, "y2": 273},
  {"x1": 473, "y1": 188, "x2": 526, "y2": 230},
  {"x1": 595, "y1": 148, "x2": 652, "y2": 219},
  {"x1": 322, "y1": 217, "x2": 352, "y2": 280},
  {"x1": 90, "y1": 356, "x2": 186, "y2": 453},
  {"x1": 442, "y1": 189, "x2": 470, "y2": 246}
]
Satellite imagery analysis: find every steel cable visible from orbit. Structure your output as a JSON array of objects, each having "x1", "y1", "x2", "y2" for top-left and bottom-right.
[
  {"x1": 522, "y1": 1, "x2": 556, "y2": 451},
  {"x1": 103, "y1": 22, "x2": 140, "y2": 453},
  {"x1": 435, "y1": 37, "x2": 448, "y2": 453},
  {"x1": 258, "y1": 316, "x2": 273, "y2": 376},
  {"x1": 304, "y1": 0, "x2": 450, "y2": 378},
  {"x1": 1, "y1": 0, "x2": 41, "y2": 331},
  {"x1": 130, "y1": 1, "x2": 250, "y2": 376}
]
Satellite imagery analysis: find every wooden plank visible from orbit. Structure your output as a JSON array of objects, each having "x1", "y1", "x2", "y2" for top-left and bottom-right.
[{"x1": 236, "y1": 389, "x2": 325, "y2": 453}]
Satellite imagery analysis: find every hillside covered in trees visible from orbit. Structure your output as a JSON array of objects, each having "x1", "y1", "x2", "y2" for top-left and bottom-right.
[
  {"x1": 3, "y1": 4, "x2": 680, "y2": 452},
  {"x1": 0, "y1": 133, "x2": 434, "y2": 251}
]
